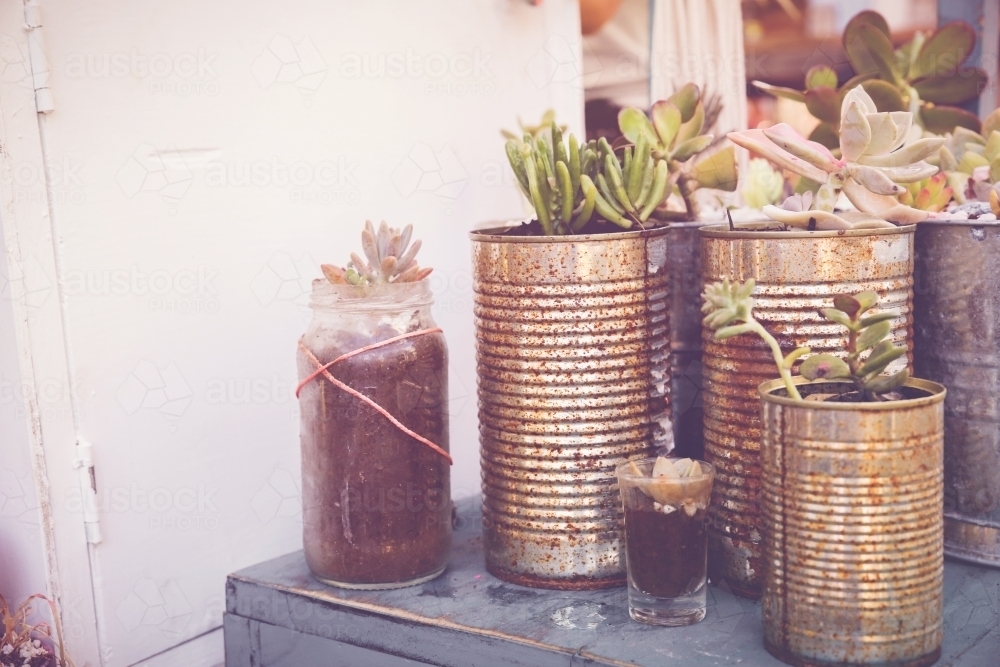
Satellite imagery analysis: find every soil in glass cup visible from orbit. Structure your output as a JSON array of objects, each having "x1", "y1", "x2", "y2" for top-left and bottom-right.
[{"x1": 616, "y1": 457, "x2": 715, "y2": 626}]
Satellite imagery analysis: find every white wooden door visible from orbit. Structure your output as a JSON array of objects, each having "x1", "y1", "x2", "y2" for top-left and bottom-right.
[{"x1": 0, "y1": 0, "x2": 585, "y2": 665}]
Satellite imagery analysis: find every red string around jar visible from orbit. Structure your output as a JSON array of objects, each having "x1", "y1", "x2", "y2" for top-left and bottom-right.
[{"x1": 296, "y1": 327, "x2": 453, "y2": 464}]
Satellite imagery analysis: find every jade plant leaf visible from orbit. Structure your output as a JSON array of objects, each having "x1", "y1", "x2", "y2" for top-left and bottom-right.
[
  {"x1": 808, "y1": 123, "x2": 839, "y2": 150},
  {"x1": 858, "y1": 344, "x2": 907, "y2": 377},
  {"x1": 833, "y1": 295, "x2": 862, "y2": 317},
  {"x1": 861, "y1": 80, "x2": 906, "y2": 113},
  {"x1": 800, "y1": 354, "x2": 851, "y2": 380},
  {"x1": 804, "y1": 86, "x2": 842, "y2": 124},
  {"x1": 844, "y1": 10, "x2": 892, "y2": 75},
  {"x1": 805, "y1": 65, "x2": 838, "y2": 90},
  {"x1": 913, "y1": 69, "x2": 988, "y2": 105},
  {"x1": 857, "y1": 319, "x2": 892, "y2": 351},
  {"x1": 619, "y1": 107, "x2": 659, "y2": 146},
  {"x1": 921, "y1": 106, "x2": 982, "y2": 134},
  {"x1": 669, "y1": 83, "x2": 701, "y2": 122},
  {"x1": 649, "y1": 101, "x2": 682, "y2": 148},
  {"x1": 854, "y1": 290, "x2": 879, "y2": 313},
  {"x1": 910, "y1": 20, "x2": 977, "y2": 81},
  {"x1": 689, "y1": 145, "x2": 738, "y2": 191},
  {"x1": 847, "y1": 24, "x2": 902, "y2": 85},
  {"x1": 864, "y1": 369, "x2": 909, "y2": 393}
]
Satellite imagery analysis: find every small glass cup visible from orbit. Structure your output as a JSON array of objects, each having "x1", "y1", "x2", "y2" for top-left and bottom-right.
[{"x1": 616, "y1": 457, "x2": 715, "y2": 626}]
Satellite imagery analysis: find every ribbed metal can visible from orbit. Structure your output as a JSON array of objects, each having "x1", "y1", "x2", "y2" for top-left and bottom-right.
[
  {"x1": 471, "y1": 225, "x2": 671, "y2": 590},
  {"x1": 700, "y1": 223, "x2": 915, "y2": 599},
  {"x1": 914, "y1": 219, "x2": 1000, "y2": 567},
  {"x1": 759, "y1": 377, "x2": 945, "y2": 667}
]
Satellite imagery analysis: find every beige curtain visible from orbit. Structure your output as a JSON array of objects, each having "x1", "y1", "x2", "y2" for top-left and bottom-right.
[{"x1": 649, "y1": 0, "x2": 747, "y2": 133}]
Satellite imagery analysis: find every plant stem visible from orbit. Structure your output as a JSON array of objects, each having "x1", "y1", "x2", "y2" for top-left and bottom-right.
[{"x1": 750, "y1": 320, "x2": 803, "y2": 401}]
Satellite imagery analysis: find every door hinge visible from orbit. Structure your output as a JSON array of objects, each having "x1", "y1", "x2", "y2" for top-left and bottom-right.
[
  {"x1": 24, "y1": 0, "x2": 54, "y2": 113},
  {"x1": 73, "y1": 440, "x2": 102, "y2": 544}
]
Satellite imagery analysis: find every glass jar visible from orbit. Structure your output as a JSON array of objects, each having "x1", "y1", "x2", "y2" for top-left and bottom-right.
[{"x1": 297, "y1": 279, "x2": 451, "y2": 589}]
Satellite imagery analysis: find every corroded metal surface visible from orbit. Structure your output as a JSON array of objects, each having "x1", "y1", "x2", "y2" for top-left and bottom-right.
[
  {"x1": 700, "y1": 223, "x2": 915, "y2": 599},
  {"x1": 669, "y1": 222, "x2": 707, "y2": 459},
  {"x1": 471, "y1": 226, "x2": 671, "y2": 590},
  {"x1": 915, "y1": 219, "x2": 1000, "y2": 568},
  {"x1": 759, "y1": 378, "x2": 945, "y2": 667}
]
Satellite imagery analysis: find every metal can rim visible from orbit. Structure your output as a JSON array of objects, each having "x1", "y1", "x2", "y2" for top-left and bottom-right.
[
  {"x1": 758, "y1": 377, "x2": 945, "y2": 410},
  {"x1": 699, "y1": 223, "x2": 916, "y2": 240},
  {"x1": 917, "y1": 217, "x2": 1000, "y2": 228},
  {"x1": 470, "y1": 223, "x2": 671, "y2": 243}
]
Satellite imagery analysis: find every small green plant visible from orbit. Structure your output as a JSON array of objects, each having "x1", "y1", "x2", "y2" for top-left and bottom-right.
[
  {"x1": 702, "y1": 278, "x2": 909, "y2": 402},
  {"x1": 617, "y1": 83, "x2": 738, "y2": 220},
  {"x1": 933, "y1": 110, "x2": 1000, "y2": 205},
  {"x1": 898, "y1": 172, "x2": 953, "y2": 212},
  {"x1": 728, "y1": 86, "x2": 943, "y2": 227},
  {"x1": 321, "y1": 221, "x2": 432, "y2": 285},
  {"x1": 753, "y1": 10, "x2": 986, "y2": 143},
  {"x1": 741, "y1": 157, "x2": 785, "y2": 209},
  {"x1": 500, "y1": 109, "x2": 565, "y2": 144}
]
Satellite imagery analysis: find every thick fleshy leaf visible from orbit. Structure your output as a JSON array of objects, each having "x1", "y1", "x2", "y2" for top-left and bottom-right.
[
  {"x1": 846, "y1": 24, "x2": 902, "y2": 85},
  {"x1": 820, "y1": 307, "x2": 856, "y2": 329},
  {"x1": 668, "y1": 83, "x2": 701, "y2": 122},
  {"x1": 958, "y1": 151, "x2": 989, "y2": 173},
  {"x1": 878, "y1": 161, "x2": 939, "y2": 183},
  {"x1": 840, "y1": 101, "x2": 872, "y2": 162},
  {"x1": 854, "y1": 290, "x2": 879, "y2": 313},
  {"x1": 888, "y1": 112, "x2": 913, "y2": 152},
  {"x1": 752, "y1": 80, "x2": 806, "y2": 103},
  {"x1": 858, "y1": 320, "x2": 892, "y2": 351},
  {"x1": 671, "y1": 134, "x2": 713, "y2": 162},
  {"x1": 861, "y1": 80, "x2": 906, "y2": 113},
  {"x1": 727, "y1": 129, "x2": 830, "y2": 184},
  {"x1": 761, "y1": 205, "x2": 853, "y2": 229},
  {"x1": 844, "y1": 10, "x2": 892, "y2": 74},
  {"x1": 800, "y1": 354, "x2": 851, "y2": 380},
  {"x1": 842, "y1": 85, "x2": 878, "y2": 116},
  {"x1": 865, "y1": 113, "x2": 901, "y2": 156},
  {"x1": 674, "y1": 102, "x2": 706, "y2": 146},
  {"x1": 814, "y1": 183, "x2": 839, "y2": 211},
  {"x1": 833, "y1": 295, "x2": 862, "y2": 317},
  {"x1": 986, "y1": 131, "x2": 1000, "y2": 160},
  {"x1": 808, "y1": 123, "x2": 840, "y2": 150},
  {"x1": 762, "y1": 124, "x2": 841, "y2": 171},
  {"x1": 689, "y1": 145, "x2": 738, "y2": 191},
  {"x1": 806, "y1": 65, "x2": 838, "y2": 90},
  {"x1": 619, "y1": 107, "x2": 659, "y2": 146},
  {"x1": 804, "y1": 86, "x2": 842, "y2": 124},
  {"x1": 649, "y1": 101, "x2": 682, "y2": 148},
  {"x1": 857, "y1": 138, "x2": 946, "y2": 167},
  {"x1": 921, "y1": 106, "x2": 982, "y2": 134},
  {"x1": 910, "y1": 20, "x2": 977, "y2": 81},
  {"x1": 865, "y1": 369, "x2": 909, "y2": 394},
  {"x1": 983, "y1": 108, "x2": 1000, "y2": 138},
  {"x1": 847, "y1": 164, "x2": 905, "y2": 195},
  {"x1": 914, "y1": 69, "x2": 988, "y2": 105},
  {"x1": 842, "y1": 177, "x2": 929, "y2": 223}
]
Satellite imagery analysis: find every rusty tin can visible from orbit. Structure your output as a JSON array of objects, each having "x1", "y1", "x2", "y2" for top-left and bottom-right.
[
  {"x1": 914, "y1": 219, "x2": 1000, "y2": 567},
  {"x1": 471, "y1": 225, "x2": 671, "y2": 590},
  {"x1": 700, "y1": 223, "x2": 914, "y2": 598},
  {"x1": 759, "y1": 377, "x2": 945, "y2": 667},
  {"x1": 668, "y1": 221, "x2": 707, "y2": 459}
]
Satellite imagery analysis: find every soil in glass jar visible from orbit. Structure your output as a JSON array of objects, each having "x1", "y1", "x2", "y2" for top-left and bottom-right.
[
  {"x1": 299, "y1": 324, "x2": 450, "y2": 588},
  {"x1": 624, "y1": 505, "x2": 707, "y2": 598}
]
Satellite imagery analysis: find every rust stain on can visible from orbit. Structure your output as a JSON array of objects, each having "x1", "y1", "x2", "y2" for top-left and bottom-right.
[
  {"x1": 699, "y1": 223, "x2": 915, "y2": 598},
  {"x1": 759, "y1": 377, "x2": 945, "y2": 667},
  {"x1": 471, "y1": 225, "x2": 672, "y2": 590},
  {"x1": 915, "y1": 219, "x2": 1000, "y2": 567}
]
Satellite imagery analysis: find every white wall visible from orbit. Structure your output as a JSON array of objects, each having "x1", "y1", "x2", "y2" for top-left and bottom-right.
[{"x1": 0, "y1": 0, "x2": 585, "y2": 664}]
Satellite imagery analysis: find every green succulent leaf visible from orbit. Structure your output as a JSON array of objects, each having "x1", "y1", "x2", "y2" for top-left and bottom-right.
[
  {"x1": 618, "y1": 108, "x2": 659, "y2": 147},
  {"x1": 859, "y1": 311, "x2": 898, "y2": 327},
  {"x1": 671, "y1": 134, "x2": 713, "y2": 162},
  {"x1": 843, "y1": 11, "x2": 893, "y2": 76},
  {"x1": 857, "y1": 319, "x2": 891, "y2": 351},
  {"x1": 639, "y1": 160, "x2": 670, "y2": 221},
  {"x1": 861, "y1": 80, "x2": 906, "y2": 113},
  {"x1": 808, "y1": 123, "x2": 840, "y2": 150},
  {"x1": 864, "y1": 369, "x2": 909, "y2": 394},
  {"x1": 800, "y1": 354, "x2": 852, "y2": 380},
  {"x1": 688, "y1": 145, "x2": 738, "y2": 192},
  {"x1": 674, "y1": 102, "x2": 706, "y2": 146},
  {"x1": 650, "y1": 101, "x2": 683, "y2": 149},
  {"x1": 983, "y1": 108, "x2": 1000, "y2": 138},
  {"x1": 804, "y1": 86, "x2": 842, "y2": 124},
  {"x1": 858, "y1": 344, "x2": 907, "y2": 377},
  {"x1": 752, "y1": 80, "x2": 805, "y2": 103},
  {"x1": 819, "y1": 307, "x2": 858, "y2": 330},
  {"x1": 668, "y1": 83, "x2": 701, "y2": 122},
  {"x1": 805, "y1": 65, "x2": 838, "y2": 90},
  {"x1": 832, "y1": 295, "x2": 862, "y2": 318},
  {"x1": 921, "y1": 106, "x2": 982, "y2": 135},
  {"x1": 854, "y1": 291, "x2": 879, "y2": 313},
  {"x1": 847, "y1": 23, "x2": 902, "y2": 85},
  {"x1": 914, "y1": 69, "x2": 989, "y2": 105},
  {"x1": 910, "y1": 20, "x2": 977, "y2": 81}
]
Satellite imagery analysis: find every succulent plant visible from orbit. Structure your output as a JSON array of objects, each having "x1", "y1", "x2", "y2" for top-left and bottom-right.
[
  {"x1": 321, "y1": 221, "x2": 432, "y2": 286},
  {"x1": 505, "y1": 124, "x2": 604, "y2": 234},
  {"x1": 702, "y1": 278, "x2": 909, "y2": 402},
  {"x1": 617, "y1": 83, "x2": 738, "y2": 220},
  {"x1": 589, "y1": 134, "x2": 672, "y2": 228},
  {"x1": 933, "y1": 110, "x2": 1000, "y2": 204},
  {"x1": 501, "y1": 109, "x2": 566, "y2": 145},
  {"x1": 754, "y1": 11, "x2": 986, "y2": 144},
  {"x1": 742, "y1": 157, "x2": 786, "y2": 209},
  {"x1": 898, "y1": 172, "x2": 953, "y2": 212},
  {"x1": 728, "y1": 86, "x2": 943, "y2": 227}
]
